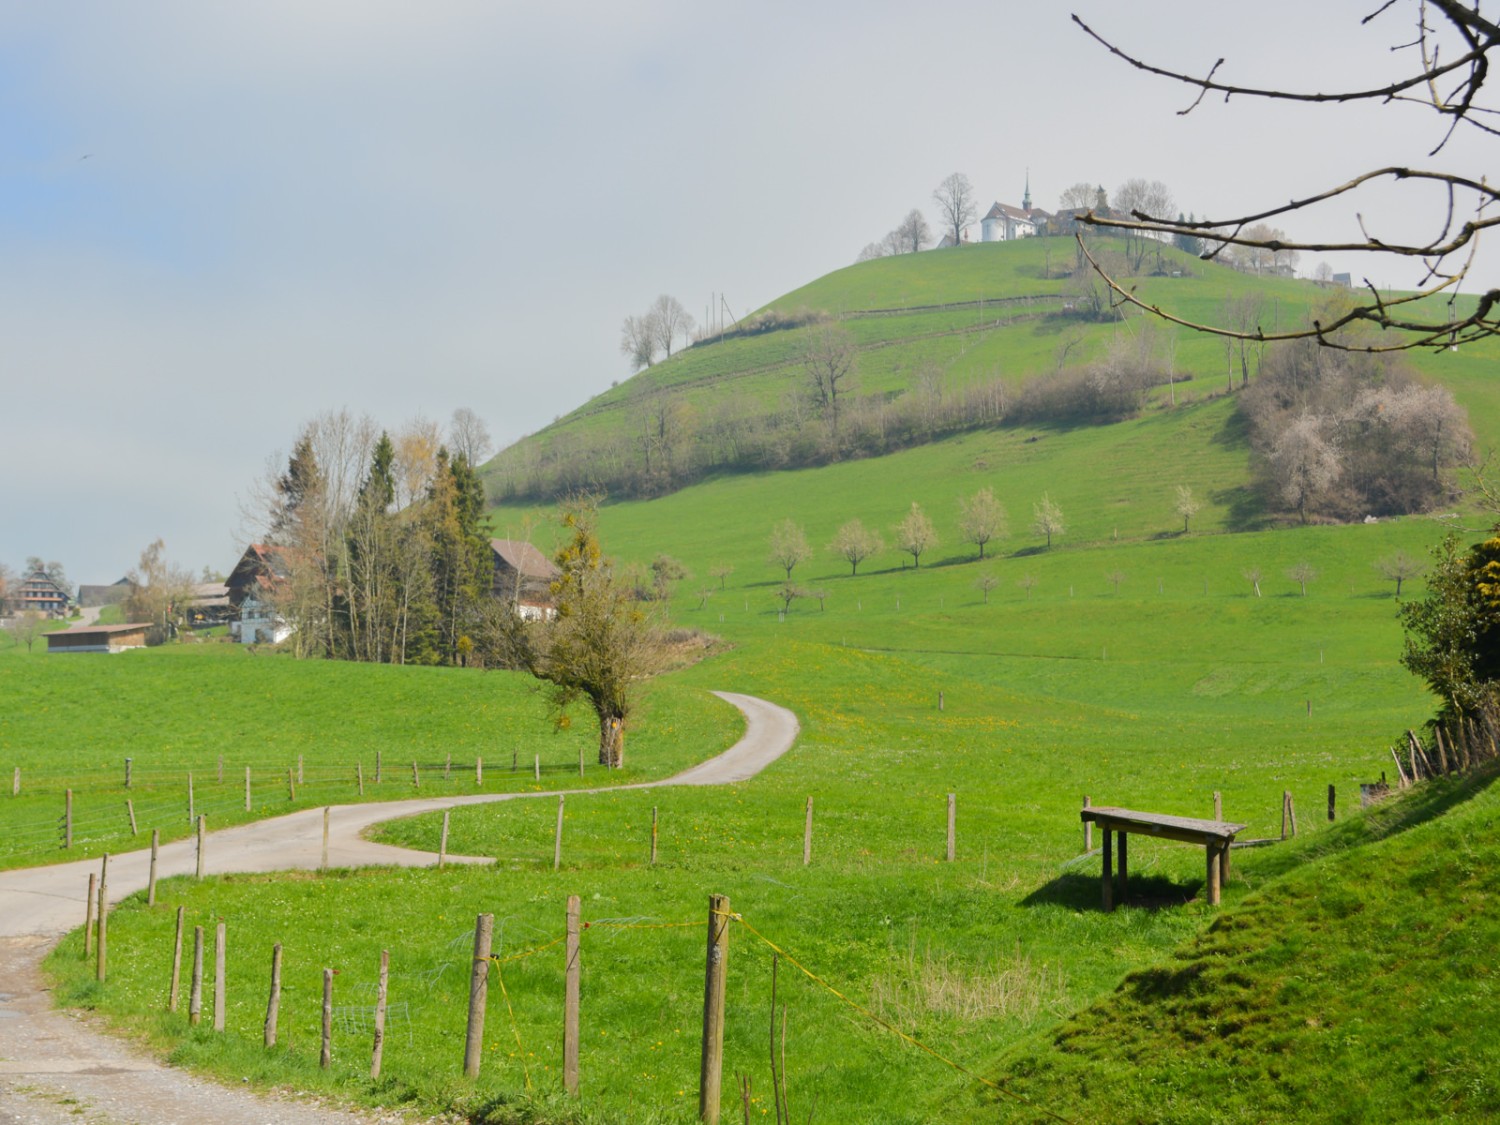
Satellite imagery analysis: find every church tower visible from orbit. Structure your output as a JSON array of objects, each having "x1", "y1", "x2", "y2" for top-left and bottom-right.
[{"x1": 1022, "y1": 170, "x2": 1032, "y2": 212}]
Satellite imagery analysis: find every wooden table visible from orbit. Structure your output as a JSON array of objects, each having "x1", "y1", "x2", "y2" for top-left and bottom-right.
[{"x1": 1079, "y1": 806, "x2": 1248, "y2": 910}]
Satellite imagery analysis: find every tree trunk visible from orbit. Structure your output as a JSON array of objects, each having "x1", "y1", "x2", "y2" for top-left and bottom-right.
[{"x1": 598, "y1": 715, "x2": 625, "y2": 768}]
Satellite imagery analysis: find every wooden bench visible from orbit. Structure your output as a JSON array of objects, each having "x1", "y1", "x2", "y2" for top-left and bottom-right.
[{"x1": 1079, "y1": 806, "x2": 1248, "y2": 910}]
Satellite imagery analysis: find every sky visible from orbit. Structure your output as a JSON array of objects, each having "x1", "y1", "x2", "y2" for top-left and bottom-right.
[{"x1": 3, "y1": 1, "x2": 1493, "y2": 586}]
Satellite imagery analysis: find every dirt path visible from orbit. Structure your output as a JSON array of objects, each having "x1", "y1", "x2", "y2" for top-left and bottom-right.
[{"x1": 0, "y1": 691, "x2": 798, "y2": 1124}]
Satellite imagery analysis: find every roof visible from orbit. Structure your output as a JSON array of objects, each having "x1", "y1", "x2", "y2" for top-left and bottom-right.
[
  {"x1": 490, "y1": 539, "x2": 561, "y2": 580},
  {"x1": 48, "y1": 623, "x2": 152, "y2": 636}
]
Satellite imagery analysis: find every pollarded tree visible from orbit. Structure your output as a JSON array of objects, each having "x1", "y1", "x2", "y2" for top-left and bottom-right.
[
  {"x1": 768, "y1": 519, "x2": 812, "y2": 579},
  {"x1": 1032, "y1": 494, "x2": 1066, "y2": 549},
  {"x1": 894, "y1": 502, "x2": 937, "y2": 568},
  {"x1": 959, "y1": 487, "x2": 1007, "y2": 560},
  {"x1": 932, "y1": 172, "x2": 977, "y2": 246},
  {"x1": 829, "y1": 519, "x2": 884, "y2": 576},
  {"x1": 1174, "y1": 484, "x2": 1202, "y2": 533}
]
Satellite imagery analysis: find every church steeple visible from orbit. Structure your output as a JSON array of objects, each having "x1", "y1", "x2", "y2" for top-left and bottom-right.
[{"x1": 1022, "y1": 169, "x2": 1031, "y2": 212}]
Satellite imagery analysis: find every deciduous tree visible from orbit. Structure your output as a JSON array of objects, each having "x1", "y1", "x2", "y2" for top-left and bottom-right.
[
  {"x1": 1287, "y1": 561, "x2": 1319, "y2": 596},
  {"x1": 959, "y1": 487, "x2": 1007, "y2": 560},
  {"x1": 1032, "y1": 494, "x2": 1065, "y2": 549},
  {"x1": 649, "y1": 295, "x2": 695, "y2": 360},
  {"x1": 932, "y1": 172, "x2": 977, "y2": 246},
  {"x1": 4, "y1": 610, "x2": 46, "y2": 652},
  {"x1": 802, "y1": 324, "x2": 858, "y2": 434},
  {"x1": 1174, "y1": 484, "x2": 1202, "y2": 533},
  {"x1": 448, "y1": 408, "x2": 493, "y2": 468},
  {"x1": 894, "y1": 208, "x2": 930, "y2": 253},
  {"x1": 768, "y1": 520, "x2": 812, "y2": 580},
  {"x1": 975, "y1": 570, "x2": 1000, "y2": 604},
  {"x1": 894, "y1": 502, "x2": 937, "y2": 568},
  {"x1": 829, "y1": 519, "x2": 883, "y2": 575},
  {"x1": 124, "y1": 539, "x2": 195, "y2": 641},
  {"x1": 1376, "y1": 550, "x2": 1427, "y2": 597}
]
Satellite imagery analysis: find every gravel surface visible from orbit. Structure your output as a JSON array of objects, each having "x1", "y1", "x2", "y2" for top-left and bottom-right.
[{"x1": 0, "y1": 691, "x2": 797, "y2": 1123}]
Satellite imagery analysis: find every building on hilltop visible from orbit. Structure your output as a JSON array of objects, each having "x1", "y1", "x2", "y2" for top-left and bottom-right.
[
  {"x1": 490, "y1": 538, "x2": 561, "y2": 621},
  {"x1": 9, "y1": 570, "x2": 72, "y2": 619},
  {"x1": 980, "y1": 176, "x2": 1051, "y2": 242}
]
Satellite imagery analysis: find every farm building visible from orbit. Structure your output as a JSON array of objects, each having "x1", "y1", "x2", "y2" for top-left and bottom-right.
[
  {"x1": 78, "y1": 577, "x2": 135, "y2": 608},
  {"x1": 490, "y1": 539, "x2": 560, "y2": 621},
  {"x1": 225, "y1": 544, "x2": 295, "y2": 644},
  {"x1": 45, "y1": 623, "x2": 150, "y2": 654},
  {"x1": 10, "y1": 570, "x2": 72, "y2": 618}
]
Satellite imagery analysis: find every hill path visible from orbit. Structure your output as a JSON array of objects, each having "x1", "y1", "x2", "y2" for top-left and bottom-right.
[{"x1": 0, "y1": 690, "x2": 798, "y2": 1125}]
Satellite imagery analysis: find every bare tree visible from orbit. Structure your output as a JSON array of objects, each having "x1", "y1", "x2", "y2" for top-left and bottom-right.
[
  {"x1": 768, "y1": 519, "x2": 812, "y2": 579},
  {"x1": 829, "y1": 519, "x2": 884, "y2": 575},
  {"x1": 1174, "y1": 484, "x2": 1202, "y2": 533},
  {"x1": 1106, "y1": 569, "x2": 1127, "y2": 594},
  {"x1": 932, "y1": 172, "x2": 977, "y2": 246},
  {"x1": 894, "y1": 208, "x2": 931, "y2": 253},
  {"x1": 1072, "y1": 7, "x2": 1500, "y2": 351},
  {"x1": 0, "y1": 562, "x2": 12, "y2": 614},
  {"x1": 1057, "y1": 182, "x2": 1099, "y2": 212},
  {"x1": 975, "y1": 570, "x2": 1000, "y2": 604},
  {"x1": 776, "y1": 581, "x2": 808, "y2": 614},
  {"x1": 1375, "y1": 550, "x2": 1427, "y2": 597},
  {"x1": 710, "y1": 562, "x2": 735, "y2": 589},
  {"x1": 649, "y1": 295, "x2": 696, "y2": 360},
  {"x1": 1268, "y1": 414, "x2": 1342, "y2": 523},
  {"x1": 4, "y1": 611, "x2": 47, "y2": 652},
  {"x1": 1243, "y1": 566, "x2": 1263, "y2": 598},
  {"x1": 1114, "y1": 178, "x2": 1176, "y2": 270},
  {"x1": 620, "y1": 313, "x2": 659, "y2": 370},
  {"x1": 856, "y1": 241, "x2": 887, "y2": 263},
  {"x1": 124, "y1": 539, "x2": 196, "y2": 640},
  {"x1": 1017, "y1": 573, "x2": 1037, "y2": 600},
  {"x1": 894, "y1": 502, "x2": 937, "y2": 568},
  {"x1": 1287, "y1": 561, "x2": 1319, "y2": 596},
  {"x1": 803, "y1": 324, "x2": 858, "y2": 434},
  {"x1": 959, "y1": 487, "x2": 1007, "y2": 560},
  {"x1": 448, "y1": 407, "x2": 493, "y2": 467},
  {"x1": 1032, "y1": 494, "x2": 1066, "y2": 549}
]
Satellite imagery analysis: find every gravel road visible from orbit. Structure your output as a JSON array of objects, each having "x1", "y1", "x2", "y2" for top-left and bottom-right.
[{"x1": 0, "y1": 690, "x2": 797, "y2": 1124}]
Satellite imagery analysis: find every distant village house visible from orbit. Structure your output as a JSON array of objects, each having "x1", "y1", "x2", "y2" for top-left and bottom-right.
[
  {"x1": 225, "y1": 544, "x2": 296, "y2": 644},
  {"x1": 490, "y1": 538, "x2": 560, "y2": 621}
]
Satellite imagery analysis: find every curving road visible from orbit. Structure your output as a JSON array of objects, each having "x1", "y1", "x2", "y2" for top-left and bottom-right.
[{"x1": 0, "y1": 690, "x2": 797, "y2": 1124}]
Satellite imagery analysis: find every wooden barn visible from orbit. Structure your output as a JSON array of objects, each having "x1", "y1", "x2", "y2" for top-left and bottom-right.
[{"x1": 45, "y1": 623, "x2": 151, "y2": 654}]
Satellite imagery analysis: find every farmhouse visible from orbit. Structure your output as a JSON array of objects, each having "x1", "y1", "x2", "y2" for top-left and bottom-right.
[
  {"x1": 10, "y1": 570, "x2": 71, "y2": 618},
  {"x1": 225, "y1": 543, "x2": 295, "y2": 643},
  {"x1": 45, "y1": 622, "x2": 150, "y2": 654},
  {"x1": 490, "y1": 538, "x2": 560, "y2": 621},
  {"x1": 78, "y1": 577, "x2": 134, "y2": 608}
]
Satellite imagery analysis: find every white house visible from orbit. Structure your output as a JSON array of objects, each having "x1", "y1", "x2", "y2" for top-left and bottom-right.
[{"x1": 980, "y1": 178, "x2": 1049, "y2": 242}]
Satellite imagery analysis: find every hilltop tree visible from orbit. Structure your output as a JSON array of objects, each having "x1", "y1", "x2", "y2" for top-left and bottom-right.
[
  {"x1": 448, "y1": 407, "x2": 493, "y2": 467},
  {"x1": 649, "y1": 295, "x2": 695, "y2": 360},
  {"x1": 1032, "y1": 494, "x2": 1066, "y2": 549},
  {"x1": 894, "y1": 208, "x2": 931, "y2": 253},
  {"x1": 1376, "y1": 550, "x2": 1427, "y2": 597},
  {"x1": 620, "y1": 313, "x2": 659, "y2": 370},
  {"x1": 894, "y1": 502, "x2": 937, "y2": 568},
  {"x1": 959, "y1": 487, "x2": 1008, "y2": 559},
  {"x1": 1174, "y1": 484, "x2": 1202, "y2": 533},
  {"x1": 829, "y1": 519, "x2": 884, "y2": 576},
  {"x1": 0, "y1": 562, "x2": 12, "y2": 612},
  {"x1": 932, "y1": 172, "x2": 977, "y2": 245},
  {"x1": 1058, "y1": 182, "x2": 1099, "y2": 212},
  {"x1": 768, "y1": 519, "x2": 812, "y2": 579}
]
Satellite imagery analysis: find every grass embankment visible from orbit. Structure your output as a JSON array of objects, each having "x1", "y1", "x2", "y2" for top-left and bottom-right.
[{"x1": 0, "y1": 643, "x2": 740, "y2": 870}]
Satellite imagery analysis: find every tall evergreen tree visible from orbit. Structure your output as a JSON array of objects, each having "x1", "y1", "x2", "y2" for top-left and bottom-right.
[{"x1": 426, "y1": 449, "x2": 491, "y2": 664}]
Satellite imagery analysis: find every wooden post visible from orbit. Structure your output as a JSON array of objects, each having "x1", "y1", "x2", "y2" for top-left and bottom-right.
[
  {"x1": 1101, "y1": 829, "x2": 1113, "y2": 912},
  {"x1": 65, "y1": 788, "x2": 73, "y2": 849},
  {"x1": 376, "y1": 750, "x2": 383, "y2": 785},
  {"x1": 1082, "y1": 796, "x2": 1092, "y2": 853},
  {"x1": 699, "y1": 894, "x2": 731, "y2": 1124},
  {"x1": 439, "y1": 810, "x2": 450, "y2": 870},
  {"x1": 535, "y1": 754, "x2": 541, "y2": 781},
  {"x1": 188, "y1": 772, "x2": 194, "y2": 824},
  {"x1": 1213, "y1": 791, "x2": 1222, "y2": 820},
  {"x1": 125, "y1": 757, "x2": 132, "y2": 789},
  {"x1": 357, "y1": 761, "x2": 364, "y2": 796},
  {"x1": 412, "y1": 761, "x2": 419, "y2": 789},
  {"x1": 287, "y1": 768, "x2": 296, "y2": 802},
  {"x1": 245, "y1": 767, "x2": 252, "y2": 812},
  {"x1": 264, "y1": 943, "x2": 282, "y2": 1047},
  {"x1": 169, "y1": 906, "x2": 185, "y2": 1012},
  {"x1": 213, "y1": 922, "x2": 226, "y2": 1031},
  {"x1": 579, "y1": 740, "x2": 585, "y2": 779},
  {"x1": 1281, "y1": 791, "x2": 1290, "y2": 840},
  {"x1": 1287, "y1": 792, "x2": 1298, "y2": 837},
  {"x1": 196, "y1": 814, "x2": 206, "y2": 878},
  {"x1": 320, "y1": 968, "x2": 333, "y2": 1069},
  {"x1": 298, "y1": 754, "x2": 303, "y2": 785},
  {"x1": 127, "y1": 799, "x2": 138, "y2": 836},
  {"x1": 564, "y1": 895, "x2": 581, "y2": 1096},
  {"x1": 371, "y1": 949, "x2": 389, "y2": 1079},
  {"x1": 1391, "y1": 746, "x2": 1411, "y2": 788},
  {"x1": 218, "y1": 755, "x2": 224, "y2": 783},
  {"x1": 1327, "y1": 784, "x2": 1336, "y2": 821},
  {"x1": 1206, "y1": 844, "x2": 1222, "y2": 906},
  {"x1": 84, "y1": 872, "x2": 96, "y2": 959},
  {"x1": 148, "y1": 829, "x2": 159, "y2": 906},
  {"x1": 463, "y1": 913, "x2": 494, "y2": 1079},
  {"x1": 803, "y1": 797, "x2": 814, "y2": 866},
  {"x1": 938, "y1": 690, "x2": 944, "y2": 711},
  {"x1": 650, "y1": 806, "x2": 658, "y2": 866},
  {"x1": 475, "y1": 756, "x2": 483, "y2": 787},
  {"x1": 321, "y1": 806, "x2": 331, "y2": 869},
  {"x1": 512, "y1": 749, "x2": 517, "y2": 773},
  {"x1": 11, "y1": 766, "x2": 18, "y2": 796},
  {"x1": 946, "y1": 793, "x2": 956, "y2": 862},
  {"x1": 1220, "y1": 837, "x2": 1232, "y2": 885},
  {"x1": 96, "y1": 854, "x2": 109, "y2": 982},
  {"x1": 445, "y1": 752, "x2": 452, "y2": 782},
  {"x1": 189, "y1": 926, "x2": 205, "y2": 1026},
  {"x1": 1116, "y1": 831, "x2": 1128, "y2": 905},
  {"x1": 554, "y1": 795, "x2": 565, "y2": 871}
]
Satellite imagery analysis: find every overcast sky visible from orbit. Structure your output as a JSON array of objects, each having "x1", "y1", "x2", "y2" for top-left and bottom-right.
[{"x1": 4, "y1": 1, "x2": 1491, "y2": 585}]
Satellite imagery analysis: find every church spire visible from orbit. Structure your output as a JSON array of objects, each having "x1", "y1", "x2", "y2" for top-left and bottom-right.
[{"x1": 1022, "y1": 169, "x2": 1031, "y2": 212}]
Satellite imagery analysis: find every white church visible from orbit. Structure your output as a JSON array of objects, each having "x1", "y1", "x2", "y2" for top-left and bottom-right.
[{"x1": 979, "y1": 176, "x2": 1050, "y2": 242}]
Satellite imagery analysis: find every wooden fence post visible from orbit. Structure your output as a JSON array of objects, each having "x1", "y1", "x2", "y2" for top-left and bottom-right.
[
  {"x1": 376, "y1": 750, "x2": 383, "y2": 785},
  {"x1": 651, "y1": 806, "x2": 658, "y2": 866},
  {"x1": 1281, "y1": 791, "x2": 1289, "y2": 840},
  {"x1": 11, "y1": 766, "x2": 18, "y2": 796},
  {"x1": 1287, "y1": 792, "x2": 1298, "y2": 837},
  {"x1": 938, "y1": 690, "x2": 945, "y2": 711},
  {"x1": 213, "y1": 922, "x2": 227, "y2": 1031},
  {"x1": 946, "y1": 793, "x2": 956, "y2": 862},
  {"x1": 169, "y1": 906, "x2": 185, "y2": 1012},
  {"x1": 124, "y1": 757, "x2": 132, "y2": 789},
  {"x1": 535, "y1": 754, "x2": 541, "y2": 781},
  {"x1": 412, "y1": 761, "x2": 419, "y2": 789},
  {"x1": 298, "y1": 755, "x2": 303, "y2": 785},
  {"x1": 148, "y1": 829, "x2": 159, "y2": 906},
  {"x1": 699, "y1": 894, "x2": 731, "y2": 1124},
  {"x1": 96, "y1": 854, "x2": 109, "y2": 982},
  {"x1": 320, "y1": 968, "x2": 333, "y2": 1069},
  {"x1": 357, "y1": 761, "x2": 364, "y2": 796},
  {"x1": 1082, "y1": 795, "x2": 1092, "y2": 853},
  {"x1": 439, "y1": 810, "x2": 450, "y2": 870},
  {"x1": 127, "y1": 800, "x2": 137, "y2": 836},
  {"x1": 1327, "y1": 784, "x2": 1336, "y2": 821},
  {"x1": 217, "y1": 755, "x2": 224, "y2": 783},
  {"x1": 475, "y1": 756, "x2": 483, "y2": 787},
  {"x1": 245, "y1": 767, "x2": 252, "y2": 812},
  {"x1": 803, "y1": 797, "x2": 814, "y2": 866},
  {"x1": 564, "y1": 895, "x2": 581, "y2": 1096},
  {"x1": 189, "y1": 926, "x2": 204, "y2": 1026},
  {"x1": 287, "y1": 768, "x2": 296, "y2": 802},
  {"x1": 463, "y1": 913, "x2": 494, "y2": 1078},
  {"x1": 445, "y1": 752, "x2": 452, "y2": 782},
  {"x1": 1213, "y1": 791, "x2": 1223, "y2": 820},
  {"x1": 64, "y1": 789, "x2": 73, "y2": 849},
  {"x1": 196, "y1": 815, "x2": 206, "y2": 878},
  {"x1": 371, "y1": 949, "x2": 389, "y2": 1079},
  {"x1": 554, "y1": 795, "x2": 565, "y2": 871},
  {"x1": 188, "y1": 772, "x2": 194, "y2": 824},
  {"x1": 321, "y1": 807, "x2": 330, "y2": 869},
  {"x1": 84, "y1": 873, "x2": 96, "y2": 959},
  {"x1": 264, "y1": 943, "x2": 282, "y2": 1047}
]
